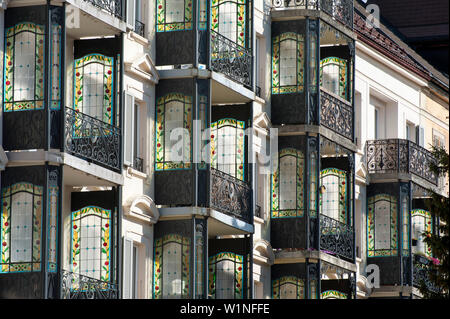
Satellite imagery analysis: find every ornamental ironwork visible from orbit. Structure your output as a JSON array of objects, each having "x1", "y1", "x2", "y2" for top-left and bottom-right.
[
  {"x1": 64, "y1": 107, "x2": 121, "y2": 171},
  {"x1": 272, "y1": 0, "x2": 354, "y2": 29},
  {"x1": 366, "y1": 139, "x2": 438, "y2": 185},
  {"x1": 412, "y1": 254, "x2": 440, "y2": 294},
  {"x1": 210, "y1": 30, "x2": 252, "y2": 87},
  {"x1": 84, "y1": 0, "x2": 124, "y2": 19},
  {"x1": 61, "y1": 270, "x2": 118, "y2": 299},
  {"x1": 211, "y1": 168, "x2": 252, "y2": 223},
  {"x1": 135, "y1": 19, "x2": 145, "y2": 37},
  {"x1": 320, "y1": 214, "x2": 354, "y2": 260},
  {"x1": 320, "y1": 89, "x2": 353, "y2": 140}
]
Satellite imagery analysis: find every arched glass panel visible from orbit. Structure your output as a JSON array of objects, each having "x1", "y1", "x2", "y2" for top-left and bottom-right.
[
  {"x1": 156, "y1": 0, "x2": 193, "y2": 32},
  {"x1": 156, "y1": 93, "x2": 192, "y2": 170},
  {"x1": 0, "y1": 183, "x2": 43, "y2": 273},
  {"x1": 272, "y1": 33, "x2": 305, "y2": 94},
  {"x1": 3, "y1": 23, "x2": 45, "y2": 111},
  {"x1": 319, "y1": 168, "x2": 347, "y2": 223},
  {"x1": 208, "y1": 252, "x2": 244, "y2": 299},
  {"x1": 153, "y1": 234, "x2": 191, "y2": 299},
  {"x1": 320, "y1": 57, "x2": 348, "y2": 100},
  {"x1": 73, "y1": 54, "x2": 114, "y2": 124},
  {"x1": 211, "y1": 0, "x2": 247, "y2": 47},
  {"x1": 272, "y1": 276, "x2": 305, "y2": 299},
  {"x1": 210, "y1": 118, "x2": 245, "y2": 180},
  {"x1": 367, "y1": 194, "x2": 398, "y2": 257},
  {"x1": 271, "y1": 149, "x2": 305, "y2": 218},
  {"x1": 71, "y1": 206, "x2": 111, "y2": 281},
  {"x1": 321, "y1": 290, "x2": 347, "y2": 299},
  {"x1": 411, "y1": 209, "x2": 432, "y2": 258}
]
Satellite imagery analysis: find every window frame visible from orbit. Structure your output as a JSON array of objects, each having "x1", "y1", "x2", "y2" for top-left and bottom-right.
[
  {"x1": 208, "y1": 252, "x2": 244, "y2": 299},
  {"x1": 272, "y1": 276, "x2": 305, "y2": 299},
  {"x1": 319, "y1": 56, "x2": 348, "y2": 101},
  {"x1": 156, "y1": 0, "x2": 193, "y2": 32},
  {"x1": 319, "y1": 168, "x2": 348, "y2": 224},
  {"x1": 411, "y1": 209, "x2": 433, "y2": 258},
  {"x1": 211, "y1": 0, "x2": 247, "y2": 47},
  {"x1": 272, "y1": 32, "x2": 305, "y2": 94}
]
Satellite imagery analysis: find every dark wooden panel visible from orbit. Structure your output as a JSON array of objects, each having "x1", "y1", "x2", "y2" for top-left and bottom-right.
[
  {"x1": 156, "y1": 30, "x2": 195, "y2": 66},
  {"x1": 271, "y1": 218, "x2": 306, "y2": 249},
  {"x1": 155, "y1": 170, "x2": 193, "y2": 206}
]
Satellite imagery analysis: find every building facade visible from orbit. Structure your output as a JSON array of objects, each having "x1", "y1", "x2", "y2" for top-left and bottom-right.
[{"x1": 0, "y1": 0, "x2": 448, "y2": 299}]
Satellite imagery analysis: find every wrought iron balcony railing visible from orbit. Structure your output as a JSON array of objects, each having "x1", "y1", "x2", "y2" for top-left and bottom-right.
[
  {"x1": 133, "y1": 156, "x2": 144, "y2": 172},
  {"x1": 320, "y1": 88, "x2": 353, "y2": 140},
  {"x1": 272, "y1": 0, "x2": 354, "y2": 29},
  {"x1": 366, "y1": 139, "x2": 438, "y2": 185},
  {"x1": 61, "y1": 270, "x2": 118, "y2": 299},
  {"x1": 83, "y1": 0, "x2": 124, "y2": 19},
  {"x1": 255, "y1": 205, "x2": 263, "y2": 219},
  {"x1": 135, "y1": 19, "x2": 145, "y2": 37},
  {"x1": 210, "y1": 30, "x2": 252, "y2": 87},
  {"x1": 412, "y1": 254, "x2": 440, "y2": 294},
  {"x1": 320, "y1": 214, "x2": 354, "y2": 261},
  {"x1": 64, "y1": 107, "x2": 121, "y2": 172},
  {"x1": 210, "y1": 168, "x2": 252, "y2": 224}
]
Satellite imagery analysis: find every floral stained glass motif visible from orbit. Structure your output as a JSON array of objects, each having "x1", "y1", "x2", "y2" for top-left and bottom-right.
[
  {"x1": 156, "y1": 93, "x2": 192, "y2": 171},
  {"x1": 71, "y1": 206, "x2": 111, "y2": 282},
  {"x1": 367, "y1": 194, "x2": 398, "y2": 257},
  {"x1": 411, "y1": 209, "x2": 433, "y2": 258},
  {"x1": 3, "y1": 23, "x2": 45, "y2": 112},
  {"x1": 47, "y1": 186, "x2": 59, "y2": 273},
  {"x1": 320, "y1": 57, "x2": 348, "y2": 100},
  {"x1": 1, "y1": 183, "x2": 43, "y2": 273},
  {"x1": 208, "y1": 252, "x2": 244, "y2": 299},
  {"x1": 321, "y1": 290, "x2": 347, "y2": 299},
  {"x1": 50, "y1": 24, "x2": 62, "y2": 110},
  {"x1": 319, "y1": 168, "x2": 347, "y2": 224},
  {"x1": 211, "y1": 0, "x2": 247, "y2": 47},
  {"x1": 198, "y1": 0, "x2": 207, "y2": 30},
  {"x1": 309, "y1": 150, "x2": 318, "y2": 218},
  {"x1": 73, "y1": 54, "x2": 114, "y2": 124},
  {"x1": 272, "y1": 33, "x2": 305, "y2": 94},
  {"x1": 401, "y1": 196, "x2": 410, "y2": 257},
  {"x1": 210, "y1": 118, "x2": 245, "y2": 181},
  {"x1": 156, "y1": 0, "x2": 193, "y2": 32},
  {"x1": 272, "y1": 277, "x2": 305, "y2": 299},
  {"x1": 153, "y1": 234, "x2": 191, "y2": 299},
  {"x1": 271, "y1": 149, "x2": 305, "y2": 218},
  {"x1": 198, "y1": 95, "x2": 208, "y2": 169}
]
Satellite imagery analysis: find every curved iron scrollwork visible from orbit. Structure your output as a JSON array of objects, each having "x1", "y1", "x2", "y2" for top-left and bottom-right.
[
  {"x1": 366, "y1": 139, "x2": 437, "y2": 185},
  {"x1": 135, "y1": 19, "x2": 145, "y2": 37},
  {"x1": 61, "y1": 270, "x2": 118, "y2": 299},
  {"x1": 211, "y1": 168, "x2": 251, "y2": 223},
  {"x1": 320, "y1": 89, "x2": 353, "y2": 140},
  {"x1": 84, "y1": 0, "x2": 124, "y2": 19},
  {"x1": 413, "y1": 255, "x2": 440, "y2": 294},
  {"x1": 320, "y1": 214, "x2": 354, "y2": 260},
  {"x1": 210, "y1": 30, "x2": 252, "y2": 87},
  {"x1": 64, "y1": 107, "x2": 121, "y2": 171}
]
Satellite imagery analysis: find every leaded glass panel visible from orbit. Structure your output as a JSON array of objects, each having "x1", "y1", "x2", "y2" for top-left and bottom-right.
[
  {"x1": 156, "y1": 0, "x2": 193, "y2": 32},
  {"x1": 211, "y1": 0, "x2": 247, "y2": 47},
  {"x1": 411, "y1": 209, "x2": 432, "y2": 258},
  {"x1": 320, "y1": 57, "x2": 348, "y2": 100},
  {"x1": 319, "y1": 168, "x2": 347, "y2": 223},
  {"x1": 208, "y1": 252, "x2": 244, "y2": 299},
  {"x1": 272, "y1": 277, "x2": 305, "y2": 299}
]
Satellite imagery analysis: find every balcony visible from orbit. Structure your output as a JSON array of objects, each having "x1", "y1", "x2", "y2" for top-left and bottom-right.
[
  {"x1": 210, "y1": 30, "x2": 252, "y2": 88},
  {"x1": 135, "y1": 19, "x2": 145, "y2": 37},
  {"x1": 271, "y1": 0, "x2": 354, "y2": 29},
  {"x1": 61, "y1": 270, "x2": 118, "y2": 299},
  {"x1": 64, "y1": 107, "x2": 121, "y2": 172},
  {"x1": 320, "y1": 214, "x2": 354, "y2": 261},
  {"x1": 83, "y1": 0, "x2": 124, "y2": 20},
  {"x1": 412, "y1": 254, "x2": 440, "y2": 294},
  {"x1": 366, "y1": 139, "x2": 438, "y2": 185},
  {"x1": 320, "y1": 88, "x2": 353, "y2": 141},
  {"x1": 210, "y1": 168, "x2": 252, "y2": 224}
]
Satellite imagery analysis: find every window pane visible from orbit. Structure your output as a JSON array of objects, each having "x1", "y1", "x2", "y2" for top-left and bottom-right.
[
  {"x1": 216, "y1": 259, "x2": 235, "y2": 299},
  {"x1": 165, "y1": 100, "x2": 184, "y2": 162},
  {"x1": 321, "y1": 174, "x2": 339, "y2": 220},
  {"x1": 280, "y1": 39, "x2": 297, "y2": 86},
  {"x1": 279, "y1": 156, "x2": 296, "y2": 210},
  {"x1": 322, "y1": 63, "x2": 340, "y2": 95},
  {"x1": 14, "y1": 31, "x2": 36, "y2": 102},
  {"x1": 374, "y1": 200, "x2": 390, "y2": 250},
  {"x1": 166, "y1": 0, "x2": 185, "y2": 23},
  {"x1": 10, "y1": 192, "x2": 33, "y2": 263},
  {"x1": 162, "y1": 242, "x2": 182, "y2": 298},
  {"x1": 218, "y1": 1, "x2": 237, "y2": 42}
]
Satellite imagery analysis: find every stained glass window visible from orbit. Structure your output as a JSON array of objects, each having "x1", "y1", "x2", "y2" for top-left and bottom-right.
[
  {"x1": 71, "y1": 206, "x2": 111, "y2": 281},
  {"x1": 401, "y1": 195, "x2": 410, "y2": 257},
  {"x1": 208, "y1": 252, "x2": 244, "y2": 299},
  {"x1": 73, "y1": 54, "x2": 114, "y2": 124},
  {"x1": 156, "y1": 93, "x2": 192, "y2": 170},
  {"x1": 50, "y1": 24, "x2": 62, "y2": 110},
  {"x1": 47, "y1": 186, "x2": 59, "y2": 272},
  {"x1": 3, "y1": 23, "x2": 45, "y2": 112},
  {"x1": 309, "y1": 150, "x2": 318, "y2": 218},
  {"x1": 411, "y1": 209, "x2": 433, "y2": 258},
  {"x1": 199, "y1": 95, "x2": 208, "y2": 169},
  {"x1": 271, "y1": 149, "x2": 305, "y2": 218},
  {"x1": 199, "y1": 0, "x2": 207, "y2": 30},
  {"x1": 272, "y1": 277, "x2": 305, "y2": 299},
  {"x1": 320, "y1": 57, "x2": 348, "y2": 100},
  {"x1": 272, "y1": 33, "x2": 305, "y2": 94},
  {"x1": 156, "y1": 0, "x2": 193, "y2": 32},
  {"x1": 211, "y1": 0, "x2": 247, "y2": 46},
  {"x1": 153, "y1": 234, "x2": 191, "y2": 299},
  {"x1": 319, "y1": 168, "x2": 347, "y2": 223},
  {"x1": 367, "y1": 194, "x2": 398, "y2": 257},
  {"x1": 210, "y1": 118, "x2": 245, "y2": 181},
  {"x1": 1, "y1": 183, "x2": 43, "y2": 273},
  {"x1": 320, "y1": 290, "x2": 347, "y2": 299}
]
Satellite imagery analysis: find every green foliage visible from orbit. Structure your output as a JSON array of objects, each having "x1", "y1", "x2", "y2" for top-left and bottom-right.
[{"x1": 420, "y1": 146, "x2": 449, "y2": 299}]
